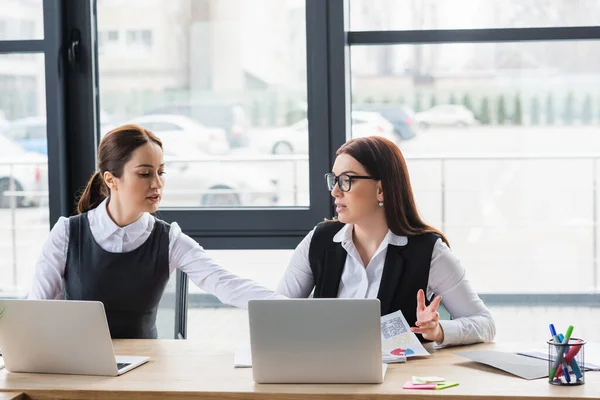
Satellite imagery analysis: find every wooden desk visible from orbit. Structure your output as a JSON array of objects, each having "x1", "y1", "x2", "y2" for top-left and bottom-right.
[{"x1": 0, "y1": 340, "x2": 598, "y2": 400}]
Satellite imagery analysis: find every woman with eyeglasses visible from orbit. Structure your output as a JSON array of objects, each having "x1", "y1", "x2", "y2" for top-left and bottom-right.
[
  {"x1": 277, "y1": 136, "x2": 495, "y2": 346},
  {"x1": 28, "y1": 124, "x2": 283, "y2": 339}
]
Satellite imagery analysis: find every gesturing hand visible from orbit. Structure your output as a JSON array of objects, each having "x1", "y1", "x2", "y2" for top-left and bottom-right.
[{"x1": 410, "y1": 289, "x2": 444, "y2": 343}]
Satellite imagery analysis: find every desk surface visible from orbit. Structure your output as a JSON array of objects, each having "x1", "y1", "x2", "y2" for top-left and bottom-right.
[{"x1": 0, "y1": 340, "x2": 599, "y2": 400}]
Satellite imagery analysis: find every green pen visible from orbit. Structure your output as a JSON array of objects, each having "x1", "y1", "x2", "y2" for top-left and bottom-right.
[
  {"x1": 549, "y1": 325, "x2": 574, "y2": 381},
  {"x1": 435, "y1": 382, "x2": 459, "y2": 390}
]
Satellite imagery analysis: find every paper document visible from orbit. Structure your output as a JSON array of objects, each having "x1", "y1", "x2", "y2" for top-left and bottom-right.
[
  {"x1": 382, "y1": 352, "x2": 406, "y2": 364},
  {"x1": 517, "y1": 350, "x2": 600, "y2": 371},
  {"x1": 381, "y1": 310, "x2": 430, "y2": 357},
  {"x1": 457, "y1": 350, "x2": 548, "y2": 380}
]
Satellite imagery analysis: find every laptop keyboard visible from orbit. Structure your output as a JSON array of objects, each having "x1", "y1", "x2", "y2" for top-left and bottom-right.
[{"x1": 117, "y1": 362, "x2": 131, "y2": 370}]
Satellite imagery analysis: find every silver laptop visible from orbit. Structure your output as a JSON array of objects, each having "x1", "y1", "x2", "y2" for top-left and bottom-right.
[
  {"x1": 248, "y1": 298, "x2": 386, "y2": 384},
  {"x1": 0, "y1": 299, "x2": 148, "y2": 376}
]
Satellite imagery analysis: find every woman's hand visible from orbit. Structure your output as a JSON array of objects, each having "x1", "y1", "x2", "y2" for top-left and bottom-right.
[{"x1": 411, "y1": 289, "x2": 444, "y2": 343}]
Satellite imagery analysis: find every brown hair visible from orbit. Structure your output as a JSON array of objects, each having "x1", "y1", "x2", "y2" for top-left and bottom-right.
[
  {"x1": 77, "y1": 124, "x2": 163, "y2": 214},
  {"x1": 336, "y1": 136, "x2": 449, "y2": 245}
]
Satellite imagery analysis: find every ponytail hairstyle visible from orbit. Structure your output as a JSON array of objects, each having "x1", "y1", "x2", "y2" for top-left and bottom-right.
[
  {"x1": 76, "y1": 124, "x2": 162, "y2": 214},
  {"x1": 77, "y1": 171, "x2": 109, "y2": 214}
]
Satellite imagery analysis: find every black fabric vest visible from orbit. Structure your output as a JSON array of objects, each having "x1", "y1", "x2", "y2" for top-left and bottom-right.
[
  {"x1": 65, "y1": 213, "x2": 170, "y2": 339},
  {"x1": 308, "y1": 221, "x2": 439, "y2": 341}
]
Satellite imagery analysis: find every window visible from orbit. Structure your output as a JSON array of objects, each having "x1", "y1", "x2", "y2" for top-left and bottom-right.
[
  {"x1": 350, "y1": 0, "x2": 600, "y2": 31},
  {"x1": 141, "y1": 30, "x2": 152, "y2": 47},
  {"x1": 0, "y1": 75, "x2": 39, "y2": 120},
  {"x1": 92, "y1": 1, "x2": 333, "y2": 334},
  {"x1": 107, "y1": 30, "x2": 119, "y2": 41},
  {"x1": 125, "y1": 30, "x2": 153, "y2": 52},
  {"x1": 26, "y1": 124, "x2": 46, "y2": 139},
  {"x1": 4, "y1": 122, "x2": 46, "y2": 141},
  {"x1": 98, "y1": 30, "x2": 121, "y2": 54},
  {"x1": 20, "y1": 20, "x2": 35, "y2": 38},
  {"x1": 97, "y1": 0, "x2": 318, "y2": 213},
  {"x1": 0, "y1": 54, "x2": 49, "y2": 296},
  {"x1": 186, "y1": 249, "x2": 292, "y2": 345},
  {"x1": 125, "y1": 30, "x2": 138, "y2": 45},
  {"x1": 97, "y1": 31, "x2": 105, "y2": 49},
  {"x1": 0, "y1": 1, "x2": 43, "y2": 40},
  {"x1": 141, "y1": 122, "x2": 184, "y2": 132},
  {"x1": 350, "y1": 40, "x2": 600, "y2": 293},
  {"x1": 0, "y1": 19, "x2": 7, "y2": 39}
]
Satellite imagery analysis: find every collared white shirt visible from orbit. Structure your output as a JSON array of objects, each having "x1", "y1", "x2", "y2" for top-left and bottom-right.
[
  {"x1": 276, "y1": 224, "x2": 496, "y2": 347},
  {"x1": 28, "y1": 198, "x2": 282, "y2": 308}
]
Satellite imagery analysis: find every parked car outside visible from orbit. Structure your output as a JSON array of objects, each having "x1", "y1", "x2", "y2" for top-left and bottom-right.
[
  {"x1": 351, "y1": 110, "x2": 396, "y2": 140},
  {"x1": 125, "y1": 114, "x2": 230, "y2": 156},
  {"x1": 0, "y1": 134, "x2": 48, "y2": 208},
  {"x1": 255, "y1": 111, "x2": 395, "y2": 155},
  {"x1": 254, "y1": 119, "x2": 309, "y2": 155},
  {"x1": 0, "y1": 117, "x2": 10, "y2": 134},
  {"x1": 353, "y1": 103, "x2": 417, "y2": 140},
  {"x1": 415, "y1": 104, "x2": 477, "y2": 129},
  {"x1": 161, "y1": 148, "x2": 279, "y2": 207},
  {"x1": 2, "y1": 116, "x2": 46, "y2": 154},
  {"x1": 4, "y1": 115, "x2": 115, "y2": 155},
  {"x1": 147, "y1": 102, "x2": 250, "y2": 148}
]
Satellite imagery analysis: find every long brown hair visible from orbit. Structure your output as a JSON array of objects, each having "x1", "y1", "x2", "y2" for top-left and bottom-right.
[
  {"x1": 336, "y1": 136, "x2": 449, "y2": 245},
  {"x1": 77, "y1": 124, "x2": 163, "y2": 214}
]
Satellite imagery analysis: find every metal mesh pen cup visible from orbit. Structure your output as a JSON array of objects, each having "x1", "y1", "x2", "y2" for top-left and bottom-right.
[{"x1": 547, "y1": 338, "x2": 585, "y2": 385}]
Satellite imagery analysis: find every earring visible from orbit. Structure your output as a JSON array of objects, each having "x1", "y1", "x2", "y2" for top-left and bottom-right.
[{"x1": 378, "y1": 201, "x2": 383, "y2": 207}]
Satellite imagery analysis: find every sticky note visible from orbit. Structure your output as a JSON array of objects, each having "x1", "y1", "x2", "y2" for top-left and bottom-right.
[
  {"x1": 403, "y1": 381, "x2": 438, "y2": 389},
  {"x1": 412, "y1": 376, "x2": 446, "y2": 384}
]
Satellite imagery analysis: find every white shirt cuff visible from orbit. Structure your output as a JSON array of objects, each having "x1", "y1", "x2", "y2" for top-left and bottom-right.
[{"x1": 436, "y1": 319, "x2": 460, "y2": 347}]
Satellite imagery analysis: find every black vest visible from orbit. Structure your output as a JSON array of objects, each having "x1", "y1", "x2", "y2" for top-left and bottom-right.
[
  {"x1": 308, "y1": 221, "x2": 439, "y2": 341},
  {"x1": 64, "y1": 213, "x2": 170, "y2": 339}
]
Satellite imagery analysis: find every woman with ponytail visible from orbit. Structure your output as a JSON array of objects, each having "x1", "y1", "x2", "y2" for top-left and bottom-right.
[
  {"x1": 28, "y1": 124, "x2": 283, "y2": 339},
  {"x1": 277, "y1": 136, "x2": 495, "y2": 347}
]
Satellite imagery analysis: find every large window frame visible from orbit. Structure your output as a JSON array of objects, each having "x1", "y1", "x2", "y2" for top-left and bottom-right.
[
  {"x1": 62, "y1": 0, "x2": 349, "y2": 249},
  {"x1": 0, "y1": 0, "x2": 72, "y2": 225},
  {"x1": 344, "y1": 1, "x2": 600, "y2": 305},
  {"x1": 17, "y1": 0, "x2": 349, "y2": 338},
  {"x1": 155, "y1": 0, "x2": 345, "y2": 248},
  {"x1": 15, "y1": 1, "x2": 600, "y2": 337}
]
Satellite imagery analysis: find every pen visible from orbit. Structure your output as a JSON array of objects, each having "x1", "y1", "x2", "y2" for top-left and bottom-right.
[
  {"x1": 549, "y1": 325, "x2": 570, "y2": 383},
  {"x1": 549, "y1": 325, "x2": 573, "y2": 381},
  {"x1": 558, "y1": 333, "x2": 583, "y2": 380},
  {"x1": 558, "y1": 333, "x2": 571, "y2": 383},
  {"x1": 549, "y1": 324, "x2": 558, "y2": 338},
  {"x1": 556, "y1": 339, "x2": 584, "y2": 379}
]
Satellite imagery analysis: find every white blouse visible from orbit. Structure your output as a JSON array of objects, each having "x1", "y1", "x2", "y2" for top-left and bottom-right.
[
  {"x1": 276, "y1": 224, "x2": 496, "y2": 347},
  {"x1": 28, "y1": 198, "x2": 283, "y2": 308}
]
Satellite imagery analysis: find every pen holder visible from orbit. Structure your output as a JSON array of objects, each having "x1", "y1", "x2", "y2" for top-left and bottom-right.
[{"x1": 547, "y1": 338, "x2": 585, "y2": 386}]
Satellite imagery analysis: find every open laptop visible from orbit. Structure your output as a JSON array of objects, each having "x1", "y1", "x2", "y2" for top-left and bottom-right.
[
  {"x1": 0, "y1": 299, "x2": 148, "y2": 376},
  {"x1": 248, "y1": 298, "x2": 386, "y2": 384}
]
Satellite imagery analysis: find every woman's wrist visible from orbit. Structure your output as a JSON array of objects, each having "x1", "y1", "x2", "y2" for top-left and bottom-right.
[{"x1": 434, "y1": 322, "x2": 445, "y2": 343}]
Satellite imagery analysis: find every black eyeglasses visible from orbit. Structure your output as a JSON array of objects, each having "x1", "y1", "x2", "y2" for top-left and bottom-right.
[{"x1": 325, "y1": 173, "x2": 379, "y2": 192}]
